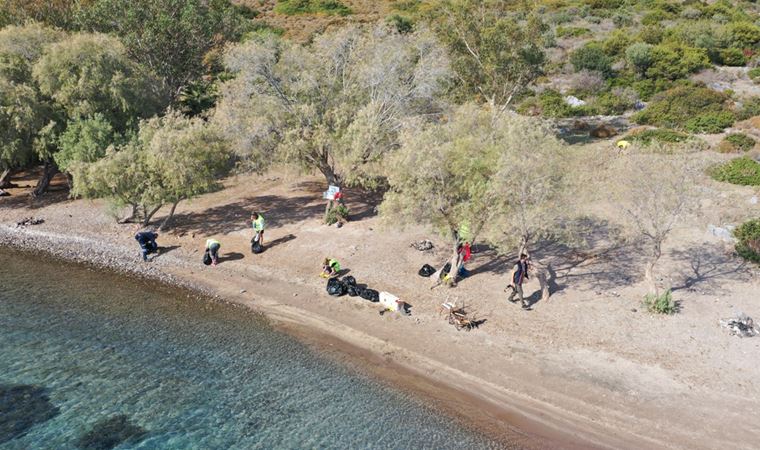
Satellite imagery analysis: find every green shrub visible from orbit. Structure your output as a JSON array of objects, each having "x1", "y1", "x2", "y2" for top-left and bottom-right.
[
  {"x1": 612, "y1": 11, "x2": 634, "y2": 27},
  {"x1": 325, "y1": 204, "x2": 349, "y2": 225},
  {"x1": 710, "y1": 157, "x2": 760, "y2": 186},
  {"x1": 641, "y1": 9, "x2": 673, "y2": 25},
  {"x1": 726, "y1": 22, "x2": 760, "y2": 48},
  {"x1": 734, "y1": 218, "x2": 760, "y2": 263},
  {"x1": 719, "y1": 133, "x2": 756, "y2": 153},
  {"x1": 748, "y1": 67, "x2": 760, "y2": 81},
  {"x1": 556, "y1": 26, "x2": 590, "y2": 38},
  {"x1": 738, "y1": 96, "x2": 760, "y2": 120},
  {"x1": 720, "y1": 48, "x2": 747, "y2": 66},
  {"x1": 685, "y1": 111, "x2": 735, "y2": 133},
  {"x1": 643, "y1": 290, "x2": 678, "y2": 314},
  {"x1": 570, "y1": 44, "x2": 612, "y2": 76},
  {"x1": 603, "y1": 29, "x2": 633, "y2": 56},
  {"x1": 386, "y1": 14, "x2": 414, "y2": 33},
  {"x1": 594, "y1": 90, "x2": 635, "y2": 114},
  {"x1": 626, "y1": 42, "x2": 654, "y2": 76},
  {"x1": 633, "y1": 85, "x2": 731, "y2": 129},
  {"x1": 646, "y1": 44, "x2": 710, "y2": 80},
  {"x1": 274, "y1": 0, "x2": 352, "y2": 16},
  {"x1": 637, "y1": 25, "x2": 665, "y2": 44},
  {"x1": 626, "y1": 128, "x2": 690, "y2": 145}
]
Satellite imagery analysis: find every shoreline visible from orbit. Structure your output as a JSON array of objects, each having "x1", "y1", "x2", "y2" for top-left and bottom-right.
[{"x1": 0, "y1": 224, "x2": 615, "y2": 449}]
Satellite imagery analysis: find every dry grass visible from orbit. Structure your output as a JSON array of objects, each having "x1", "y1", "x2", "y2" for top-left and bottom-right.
[{"x1": 237, "y1": 0, "x2": 394, "y2": 42}]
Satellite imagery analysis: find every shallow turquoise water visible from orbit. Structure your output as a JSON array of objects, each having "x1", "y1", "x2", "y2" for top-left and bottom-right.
[{"x1": 0, "y1": 250, "x2": 501, "y2": 449}]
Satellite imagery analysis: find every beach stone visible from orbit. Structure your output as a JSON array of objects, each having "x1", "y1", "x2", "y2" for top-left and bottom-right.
[
  {"x1": 750, "y1": 196, "x2": 758, "y2": 205},
  {"x1": 564, "y1": 95, "x2": 586, "y2": 107},
  {"x1": 708, "y1": 224, "x2": 736, "y2": 242}
]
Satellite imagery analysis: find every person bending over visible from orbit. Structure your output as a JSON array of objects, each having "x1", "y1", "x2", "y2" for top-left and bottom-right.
[
  {"x1": 135, "y1": 230, "x2": 158, "y2": 262},
  {"x1": 205, "y1": 238, "x2": 221, "y2": 267},
  {"x1": 320, "y1": 258, "x2": 341, "y2": 278},
  {"x1": 251, "y1": 212, "x2": 265, "y2": 246}
]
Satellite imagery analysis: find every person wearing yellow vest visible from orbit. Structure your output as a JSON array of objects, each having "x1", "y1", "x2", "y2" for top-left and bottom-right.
[
  {"x1": 320, "y1": 258, "x2": 341, "y2": 278},
  {"x1": 251, "y1": 212, "x2": 265, "y2": 246},
  {"x1": 205, "y1": 238, "x2": 221, "y2": 266}
]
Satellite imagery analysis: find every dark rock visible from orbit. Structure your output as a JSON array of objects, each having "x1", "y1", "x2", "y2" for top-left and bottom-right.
[
  {"x1": 0, "y1": 384, "x2": 60, "y2": 444},
  {"x1": 75, "y1": 415, "x2": 147, "y2": 450}
]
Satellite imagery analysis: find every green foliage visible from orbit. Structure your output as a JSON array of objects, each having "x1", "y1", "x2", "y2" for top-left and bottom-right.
[
  {"x1": 274, "y1": 0, "x2": 352, "y2": 16},
  {"x1": 726, "y1": 22, "x2": 760, "y2": 48},
  {"x1": 602, "y1": 29, "x2": 633, "y2": 56},
  {"x1": 386, "y1": 14, "x2": 415, "y2": 34},
  {"x1": 216, "y1": 26, "x2": 450, "y2": 187},
  {"x1": 737, "y1": 96, "x2": 760, "y2": 120},
  {"x1": 710, "y1": 157, "x2": 760, "y2": 186},
  {"x1": 684, "y1": 111, "x2": 735, "y2": 133},
  {"x1": 626, "y1": 128, "x2": 689, "y2": 145},
  {"x1": 641, "y1": 9, "x2": 673, "y2": 26},
  {"x1": 32, "y1": 33, "x2": 165, "y2": 132},
  {"x1": 430, "y1": 0, "x2": 546, "y2": 107},
  {"x1": 71, "y1": 111, "x2": 233, "y2": 227},
  {"x1": 626, "y1": 42, "x2": 654, "y2": 76},
  {"x1": 0, "y1": 77, "x2": 48, "y2": 172},
  {"x1": 178, "y1": 80, "x2": 219, "y2": 117},
  {"x1": 719, "y1": 47, "x2": 746, "y2": 66},
  {"x1": 643, "y1": 290, "x2": 678, "y2": 314},
  {"x1": 54, "y1": 114, "x2": 117, "y2": 172},
  {"x1": 748, "y1": 68, "x2": 760, "y2": 81},
  {"x1": 556, "y1": 26, "x2": 590, "y2": 38},
  {"x1": 570, "y1": 44, "x2": 612, "y2": 76},
  {"x1": 528, "y1": 89, "x2": 595, "y2": 118},
  {"x1": 734, "y1": 218, "x2": 760, "y2": 263},
  {"x1": 645, "y1": 43, "x2": 709, "y2": 80},
  {"x1": 0, "y1": 22, "x2": 64, "y2": 83},
  {"x1": 594, "y1": 90, "x2": 636, "y2": 115},
  {"x1": 632, "y1": 85, "x2": 731, "y2": 130},
  {"x1": 325, "y1": 204, "x2": 349, "y2": 225},
  {"x1": 75, "y1": 0, "x2": 251, "y2": 96},
  {"x1": 718, "y1": 133, "x2": 756, "y2": 153}
]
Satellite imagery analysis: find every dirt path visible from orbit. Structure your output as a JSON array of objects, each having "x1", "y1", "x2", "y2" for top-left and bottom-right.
[{"x1": 2, "y1": 170, "x2": 759, "y2": 449}]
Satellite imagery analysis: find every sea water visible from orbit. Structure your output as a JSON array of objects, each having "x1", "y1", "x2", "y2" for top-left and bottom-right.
[{"x1": 0, "y1": 250, "x2": 501, "y2": 449}]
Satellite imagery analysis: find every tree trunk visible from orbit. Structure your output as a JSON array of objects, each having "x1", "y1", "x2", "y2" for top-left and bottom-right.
[
  {"x1": 142, "y1": 204, "x2": 163, "y2": 227},
  {"x1": 159, "y1": 200, "x2": 181, "y2": 231},
  {"x1": 32, "y1": 160, "x2": 58, "y2": 197},
  {"x1": 0, "y1": 169, "x2": 17, "y2": 188},
  {"x1": 118, "y1": 204, "x2": 139, "y2": 224},
  {"x1": 644, "y1": 260, "x2": 658, "y2": 296},
  {"x1": 532, "y1": 260, "x2": 551, "y2": 302}
]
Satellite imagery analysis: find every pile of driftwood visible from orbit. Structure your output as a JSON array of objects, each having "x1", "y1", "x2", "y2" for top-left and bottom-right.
[
  {"x1": 16, "y1": 217, "x2": 44, "y2": 227},
  {"x1": 719, "y1": 314, "x2": 759, "y2": 338}
]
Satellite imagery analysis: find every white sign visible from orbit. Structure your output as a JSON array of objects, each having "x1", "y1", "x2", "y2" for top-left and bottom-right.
[{"x1": 323, "y1": 185, "x2": 340, "y2": 200}]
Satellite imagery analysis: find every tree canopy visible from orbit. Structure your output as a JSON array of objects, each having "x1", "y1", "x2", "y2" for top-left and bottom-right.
[{"x1": 215, "y1": 24, "x2": 451, "y2": 188}]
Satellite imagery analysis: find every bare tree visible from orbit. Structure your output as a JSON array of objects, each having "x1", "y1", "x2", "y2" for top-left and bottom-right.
[{"x1": 615, "y1": 152, "x2": 705, "y2": 295}]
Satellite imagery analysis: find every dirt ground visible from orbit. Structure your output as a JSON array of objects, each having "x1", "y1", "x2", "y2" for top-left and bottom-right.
[{"x1": 2, "y1": 160, "x2": 760, "y2": 449}]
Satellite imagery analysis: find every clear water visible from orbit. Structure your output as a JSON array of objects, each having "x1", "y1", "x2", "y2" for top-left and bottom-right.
[{"x1": 0, "y1": 250, "x2": 502, "y2": 449}]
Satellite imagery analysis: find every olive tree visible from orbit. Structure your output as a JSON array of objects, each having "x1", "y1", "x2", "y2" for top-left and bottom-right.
[
  {"x1": 215, "y1": 24, "x2": 450, "y2": 189},
  {"x1": 71, "y1": 111, "x2": 232, "y2": 229}
]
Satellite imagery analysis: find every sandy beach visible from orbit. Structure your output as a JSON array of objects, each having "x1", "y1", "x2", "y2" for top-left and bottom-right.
[{"x1": 2, "y1": 169, "x2": 760, "y2": 449}]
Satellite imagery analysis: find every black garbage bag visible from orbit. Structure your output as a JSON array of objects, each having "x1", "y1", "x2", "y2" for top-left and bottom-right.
[
  {"x1": 360, "y1": 288, "x2": 379, "y2": 302},
  {"x1": 326, "y1": 277, "x2": 346, "y2": 296},
  {"x1": 439, "y1": 262, "x2": 452, "y2": 278},
  {"x1": 252, "y1": 241, "x2": 263, "y2": 254},
  {"x1": 418, "y1": 264, "x2": 436, "y2": 277},
  {"x1": 343, "y1": 275, "x2": 357, "y2": 286},
  {"x1": 202, "y1": 250, "x2": 212, "y2": 266}
]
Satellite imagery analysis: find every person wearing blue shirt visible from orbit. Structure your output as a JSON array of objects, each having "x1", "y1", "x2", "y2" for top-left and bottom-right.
[{"x1": 135, "y1": 231, "x2": 159, "y2": 261}]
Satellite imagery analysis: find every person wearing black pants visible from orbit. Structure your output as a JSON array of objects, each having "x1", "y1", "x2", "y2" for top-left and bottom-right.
[{"x1": 135, "y1": 231, "x2": 159, "y2": 261}]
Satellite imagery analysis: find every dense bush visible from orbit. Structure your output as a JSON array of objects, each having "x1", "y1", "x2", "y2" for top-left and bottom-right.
[
  {"x1": 641, "y1": 9, "x2": 673, "y2": 25},
  {"x1": 734, "y1": 218, "x2": 760, "y2": 263},
  {"x1": 685, "y1": 111, "x2": 735, "y2": 133},
  {"x1": 633, "y1": 85, "x2": 732, "y2": 130},
  {"x1": 274, "y1": 0, "x2": 352, "y2": 16},
  {"x1": 720, "y1": 47, "x2": 747, "y2": 66},
  {"x1": 626, "y1": 42, "x2": 654, "y2": 76},
  {"x1": 594, "y1": 89, "x2": 637, "y2": 114},
  {"x1": 602, "y1": 29, "x2": 633, "y2": 56},
  {"x1": 646, "y1": 43, "x2": 710, "y2": 80},
  {"x1": 726, "y1": 22, "x2": 760, "y2": 48},
  {"x1": 710, "y1": 157, "x2": 760, "y2": 186},
  {"x1": 643, "y1": 290, "x2": 678, "y2": 314},
  {"x1": 556, "y1": 26, "x2": 590, "y2": 38},
  {"x1": 570, "y1": 44, "x2": 612, "y2": 76},
  {"x1": 626, "y1": 128, "x2": 690, "y2": 145},
  {"x1": 748, "y1": 67, "x2": 760, "y2": 82},
  {"x1": 386, "y1": 14, "x2": 414, "y2": 33},
  {"x1": 718, "y1": 133, "x2": 756, "y2": 153},
  {"x1": 737, "y1": 96, "x2": 760, "y2": 120}
]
